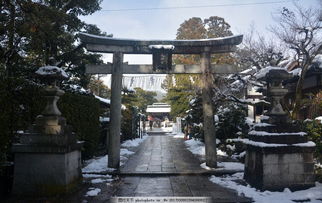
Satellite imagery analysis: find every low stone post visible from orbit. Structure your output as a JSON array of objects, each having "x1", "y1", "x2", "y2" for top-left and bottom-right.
[
  {"x1": 244, "y1": 68, "x2": 315, "y2": 191},
  {"x1": 12, "y1": 66, "x2": 83, "y2": 196}
]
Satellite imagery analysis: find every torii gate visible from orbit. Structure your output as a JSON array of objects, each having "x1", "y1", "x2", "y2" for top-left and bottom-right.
[{"x1": 79, "y1": 33, "x2": 243, "y2": 169}]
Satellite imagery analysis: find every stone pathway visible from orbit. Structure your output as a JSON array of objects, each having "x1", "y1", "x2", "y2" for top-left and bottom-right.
[
  {"x1": 114, "y1": 133, "x2": 252, "y2": 202},
  {"x1": 120, "y1": 134, "x2": 207, "y2": 174},
  {"x1": 114, "y1": 175, "x2": 251, "y2": 202}
]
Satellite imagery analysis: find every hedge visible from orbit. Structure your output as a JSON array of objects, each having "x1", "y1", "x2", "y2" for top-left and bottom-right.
[{"x1": 0, "y1": 78, "x2": 100, "y2": 162}]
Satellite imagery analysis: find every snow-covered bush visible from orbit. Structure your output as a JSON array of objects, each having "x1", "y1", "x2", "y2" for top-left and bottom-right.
[
  {"x1": 215, "y1": 103, "x2": 249, "y2": 154},
  {"x1": 300, "y1": 120, "x2": 322, "y2": 156},
  {"x1": 185, "y1": 95, "x2": 204, "y2": 141}
]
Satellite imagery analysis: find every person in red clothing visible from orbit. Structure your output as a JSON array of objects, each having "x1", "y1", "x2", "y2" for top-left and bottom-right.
[{"x1": 148, "y1": 115, "x2": 154, "y2": 130}]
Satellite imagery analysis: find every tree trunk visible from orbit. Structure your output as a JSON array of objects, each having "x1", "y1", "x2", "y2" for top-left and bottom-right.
[{"x1": 292, "y1": 63, "x2": 309, "y2": 119}]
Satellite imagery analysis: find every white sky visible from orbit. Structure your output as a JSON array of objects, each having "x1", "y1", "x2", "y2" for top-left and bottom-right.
[{"x1": 80, "y1": 0, "x2": 320, "y2": 64}]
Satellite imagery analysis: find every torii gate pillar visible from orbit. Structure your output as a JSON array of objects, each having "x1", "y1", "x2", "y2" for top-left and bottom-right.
[
  {"x1": 201, "y1": 51, "x2": 217, "y2": 168},
  {"x1": 108, "y1": 52, "x2": 123, "y2": 168}
]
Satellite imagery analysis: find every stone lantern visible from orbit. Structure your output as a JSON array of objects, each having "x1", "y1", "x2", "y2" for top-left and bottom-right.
[
  {"x1": 244, "y1": 67, "x2": 315, "y2": 191},
  {"x1": 34, "y1": 66, "x2": 68, "y2": 135},
  {"x1": 12, "y1": 66, "x2": 83, "y2": 196},
  {"x1": 264, "y1": 69, "x2": 291, "y2": 123}
]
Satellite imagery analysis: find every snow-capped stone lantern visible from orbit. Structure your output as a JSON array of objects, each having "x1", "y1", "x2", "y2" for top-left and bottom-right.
[
  {"x1": 257, "y1": 68, "x2": 291, "y2": 124},
  {"x1": 11, "y1": 65, "x2": 83, "y2": 196},
  {"x1": 35, "y1": 66, "x2": 68, "y2": 134},
  {"x1": 244, "y1": 67, "x2": 315, "y2": 191},
  {"x1": 149, "y1": 45, "x2": 174, "y2": 72}
]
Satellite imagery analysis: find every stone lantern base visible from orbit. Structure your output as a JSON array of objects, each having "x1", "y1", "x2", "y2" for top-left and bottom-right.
[
  {"x1": 12, "y1": 142, "x2": 83, "y2": 196},
  {"x1": 244, "y1": 122, "x2": 315, "y2": 191},
  {"x1": 245, "y1": 144, "x2": 315, "y2": 191}
]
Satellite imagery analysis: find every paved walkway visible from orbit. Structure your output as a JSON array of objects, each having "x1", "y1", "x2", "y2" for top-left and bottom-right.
[
  {"x1": 120, "y1": 134, "x2": 207, "y2": 174},
  {"x1": 114, "y1": 133, "x2": 252, "y2": 202}
]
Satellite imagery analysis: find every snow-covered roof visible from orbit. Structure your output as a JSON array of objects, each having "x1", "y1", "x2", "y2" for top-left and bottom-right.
[
  {"x1": 146, "y1": 103, "x2": 171, "y2": 113},
  {"x1": 146, "y1": 107, "x2": 171, "y2": 113},
  {"x1": 94, "y1": 95, "x2": 126, "y2": 109},
  {"x1": 255, "y1": 66, "x2": 286, "y2": 79}
]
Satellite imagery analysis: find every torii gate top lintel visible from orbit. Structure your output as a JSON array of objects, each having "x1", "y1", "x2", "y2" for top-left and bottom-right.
[{"x1": 79, "y1": 32, "x2": 243, "y2": 54}]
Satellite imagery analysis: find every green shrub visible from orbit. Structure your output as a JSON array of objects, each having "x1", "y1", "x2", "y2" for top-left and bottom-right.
[
  {"x1": 185, "y1": 96, "x2": 204, "y2": 141},
  {"x1": 0, "y1": 78, "x2": 45, "y2": 163},
  {"x1": 59, "y1": 92, "x2": 100, "y2": 159},
  {"x1": 302, "y1": 120, "x2": 322, "y2": 156},
  {"x1": 121, "y1": 106, "x2": 139, "y2": 142},
  {"x1": 216, "y1": 104, "x2": 248, "y2": 142}
]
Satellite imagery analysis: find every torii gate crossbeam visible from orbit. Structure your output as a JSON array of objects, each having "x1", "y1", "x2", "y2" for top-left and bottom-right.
[{"x1": 79, "y1": 33, "x2": 243, "y2": 169}]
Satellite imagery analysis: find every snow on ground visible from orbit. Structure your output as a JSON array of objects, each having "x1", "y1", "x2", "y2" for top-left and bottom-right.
[
  {"x1": 210, "y1": 173, "x2": 322, "y2": 203},
  {"x1": 201, "y1": 162, "x2": 244, "y2": 171},
  {"x1": 121, "y1": 135, "x2": 148, "y2": 148},
  {"x1": 173, "y1": 132, "x2": 185, "y2": 138},
  {"x1": 185, "y1": 139, "x2": 205, "y2": 156},
  {"x1": 184, "y1": 138, "x2": 227, "y2": 157},
  {"x1": 120, "y1": 148, "x2": 135, "y2": 156},
  {"x1": 82, "y1": 155, "x2": 115, "y2": 173},
  {"x1": 83, "y1": 174, "x2": 112, "y2": 178},
  {"x1": 91, "y1": 178, "x2": 114, "y2": 184},
  {"x1": 83, "y1": 135, "x2": 147, "y2": 173},
  {"x1": 83, "y1": 135, "x2": 148, "y2": 198},
  {"x1": 86, "y1": 188, "x2": 101, "y2": 197}
]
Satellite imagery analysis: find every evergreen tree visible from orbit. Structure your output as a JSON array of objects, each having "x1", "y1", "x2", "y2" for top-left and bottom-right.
[
  {"x1": 132, "y1": 88, "x2": 157, "y2": 113},
  {"x1": 0, "y1": 0, "x2": 106, "y2": 87},
  {"x1": 162, "y1": 75, "x2": 199, "y2": 117},
  {"x1": 88, "y1": 77, "x2": 111, "y2": 98},
  {"x1": 163, "y1": 16, "x2": 234, "y2": 117}
]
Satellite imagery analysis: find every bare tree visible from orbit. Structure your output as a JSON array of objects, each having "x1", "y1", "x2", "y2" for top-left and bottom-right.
[
  {"x1": 213, "y1": 26, "x2": 286, "y2": 105},
  {"x1": 236, "y1": 25, "x2": 286, "y2": 70},
  {"x1": 270, "y1": 5, "x2": 322, "y2": 119}
]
